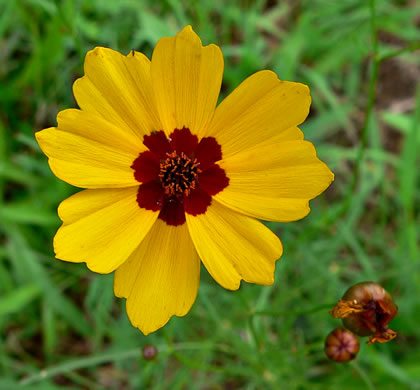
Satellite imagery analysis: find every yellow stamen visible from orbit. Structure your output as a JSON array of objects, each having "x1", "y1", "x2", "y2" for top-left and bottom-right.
[{"x1": 159, "y1": 151, "x2": 201, "y2": 197}]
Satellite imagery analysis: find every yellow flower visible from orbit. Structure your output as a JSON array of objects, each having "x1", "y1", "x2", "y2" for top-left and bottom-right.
[{"x1": 36, "y1": 26, "x2": 334, "y2": 335}]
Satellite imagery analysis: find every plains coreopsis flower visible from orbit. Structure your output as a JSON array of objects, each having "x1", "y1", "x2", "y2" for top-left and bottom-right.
[{"x1": 36, "y1": 26, "x2": 334, "y2": 335}]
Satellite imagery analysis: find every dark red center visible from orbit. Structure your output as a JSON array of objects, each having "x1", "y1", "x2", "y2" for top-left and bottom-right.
[{"x1": 131, "y1": 127, "x2": 229, "y2": 226}]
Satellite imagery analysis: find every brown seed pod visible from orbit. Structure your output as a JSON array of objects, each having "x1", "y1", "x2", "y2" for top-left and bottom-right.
[
  {"x1": 142, "y1": 344, "x2": 158, "y2": 361},
  {"x1": 330, "y1": 281, "x2": 398, "y2": 344},
  {"x1": 325, "y1": 328, "x2": 360, "y2": 362}
]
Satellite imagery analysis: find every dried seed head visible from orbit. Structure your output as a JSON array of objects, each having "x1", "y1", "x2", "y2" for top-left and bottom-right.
[
  {"x1": 142, "y1": 344, "x2": 158, "y2": 361},
  {"x1": 325, "y1": 328, "x2": 360, "y2": 363},
  {"x1": 330, "y1": 281, "x2": 398, "y2": 344}
]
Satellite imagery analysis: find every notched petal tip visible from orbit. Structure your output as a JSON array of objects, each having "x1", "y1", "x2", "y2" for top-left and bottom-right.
[
  {"x1": 255, "y1": 274, "x2": 276, "y2": 287},
  {"x1": 169, "y1": 24, "x2": 202, "y2": 47},
  {"x1": 85, "y1": 260, "x2": 115, "y2": 275},
  {"x1": 224, "y1": 281, "x2": 241, "y2": 291},
  {"x1": 329, "y1": 168, "x2": 335, "y2": 181},
  {"x1": 82, "y1": 47, "x2": 117, "y2": 75},
  {"x1": 250, "y1": 69, "x2": 281, "y2": 83},
  {"x1": 237, "y1": 247, "x2": 279, "y2": 287},
  {"x1": 293, "y1": 81, "x2": 311, "y2": 96},
  {"x1": 246, "y1": 70, "x2": 311, "y2": 99},
  {"x1": 35, "y1": 127, "x2": 55, "y2": 151},
  {"x1": 85, "y1": 46, "x2": 116, "y2": 59},
  {"x1": 83, "y1": 46, "x2": 126, "y2": 77},
  {"x1": 319, "y1": 161, "x2": 335, "y2": 189},
  {"x1": 85, "y1": 46, "x2": 145, "y2": 62},
  {"x1": 52, "y1": 229, "x2": 79, "y2": 263},
  {"x1": 112, "y1": 278, "x2": 125, "y2": 299},
  {"x1": 125, "y1": 304, "x2": 173, "y2": 336},
  {"x1": 180, "y1": 24, "x2": 194, "y2": 33},
  {"x1": 177, "y1": 25, "x2": 198, "y2": 39},
  {"x1": 125, "y1": 291, "x2": 196, "y2": 336},
  {"x1": 174, "y1": 25, "x2": 221, "y2": 51},
  {"x1": 71, "y1": 75, "x2": 85, "y2": 99}
]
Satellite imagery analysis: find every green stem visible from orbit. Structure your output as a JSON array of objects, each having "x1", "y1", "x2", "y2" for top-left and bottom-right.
[
  {"x1": 0, "y1": 120, "x2": 5, "y2": 207},
  {"x1": 348, "y1": 0, "x2": 379, "y2": 198},
  {"x1": 20, "y1": 342, "x2": 231, "y2": 386},
  {"x1": 254, "y1": 303, "x2": 334, "y2": 317},
  {"x1": 330, "y1": 1, "x2": 418, "y2": 225},
  {"x1": 379, "y1": 42, "x2": 420, "y2": 63},
  {"x1": 248, "y1": 314, "x2": 261, "y2": 349},
  {"x1": 350, "y1": 360, "x2": 376, "y2": 390}
]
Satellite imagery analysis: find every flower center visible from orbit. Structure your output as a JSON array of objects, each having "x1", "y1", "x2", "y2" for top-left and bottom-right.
[
  {"x1": 131, "y1": 127, "x2": 229, "y2": 226},
  {"x1": 159, "y1": 151, "x2": 202, "y2": 197}
]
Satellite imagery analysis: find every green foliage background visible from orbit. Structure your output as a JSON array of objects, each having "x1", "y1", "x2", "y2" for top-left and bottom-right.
[{"x1": 0, "y1": 0, "x2": 419, "y2": 388}]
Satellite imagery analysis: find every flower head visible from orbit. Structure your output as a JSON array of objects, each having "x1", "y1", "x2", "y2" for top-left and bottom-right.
[
  {"x1": 36, "y1": 26, "x2": 334, "y2": 335},
  {"x1": 325, "y1": 328, "x2": 360, "y2": 363},
  {"x1": 142, "y1": 344, "x2": 158, "y2": 361},
  {"x1": 330, "y1": 281, "x2": 398, "y2": 344}
]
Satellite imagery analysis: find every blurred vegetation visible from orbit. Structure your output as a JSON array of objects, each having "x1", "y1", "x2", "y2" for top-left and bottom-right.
[{"x1": 1, "y1": 0, "x2": 419, "y2": 389}]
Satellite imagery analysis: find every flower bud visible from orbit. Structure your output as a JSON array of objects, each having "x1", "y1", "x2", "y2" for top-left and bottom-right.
[
  {"x1": 325, "y1": 328, "x2": 360, "y2": 362},
  {"x1": 330, "y1": 281, "x2": 397, "y2": 344},
  {"x1": 142, "y1": 344, "x2": 158, "y2": 361}
]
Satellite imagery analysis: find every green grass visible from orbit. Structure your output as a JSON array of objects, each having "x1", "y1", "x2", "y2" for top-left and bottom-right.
[{"x1": 1, "y1": 0, "x2": 420, "y2": 388}]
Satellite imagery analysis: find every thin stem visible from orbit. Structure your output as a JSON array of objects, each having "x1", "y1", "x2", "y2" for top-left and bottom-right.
[
  {"x1": 348, "y1": 0, "x2": 379, "y2": 198},
  {"x1": 20, "y1": 349, "x2": 140, "y2": 385},
  {"x1": 248, "y1": 314, "x2": 261, "y2": 349},
  {"x1": 20, "y1": 342, "x2": 231, "y2": 386},
  {"x1": 329, "y1": 2, "x2": 418, "y2": 224},
  {"x1": 254, "y1": 303, "x2": 334, "y2": 317},
  {"x1": 379, "y1": 42, "x2": 420, "y2": 63},
  {"x1": 0, "y1": 119, "x2": 6, "y2": 207},
  {"x1": 350, "y1": 360, "x2": 376, "y2": 390}
]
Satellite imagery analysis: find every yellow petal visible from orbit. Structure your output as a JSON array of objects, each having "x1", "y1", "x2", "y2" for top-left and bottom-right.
[
  {"x1": 54, "y1": 187, "x2": 158, "y2": 273},
  {"x1": 216, "y1": 140, "x2": 334, "y2": 221},
  {"x1": 56, "y1": 109, "x2": 145, "y2": 156},
  {"x1": 186, "y1": 200, "x2": 282, "y2": 290},
  {"x1": 36, "y1": 127, "x2": 138, "y2": 188},
  {"x1": 58, "y1": 187, "x2": 133, "y2": 225},
  {"x1": 151, "y1": 25, "x2": 223, "y2": 137},
  {"x1": 206, "y1": 70, "x2": 311, "y2": 158},
  {"x1": 73, "y1": 48, "x2": 161, "y2": 139},
  {"x1": 257, "y1": 126, "x2": 304, "y2": 146},
  {"x1": 114, "y1": 219, "x2": 200, "y2": 335}
]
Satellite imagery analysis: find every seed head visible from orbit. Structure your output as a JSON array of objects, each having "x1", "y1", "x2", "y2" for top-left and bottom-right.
[
  {"x1": 325, "y1": 328, "x2": 360, "y2": 362},
  {"x1": 142, "y1": 344, "x2": 158, "y2": 361},
  {"x1": 330, "y1": 281, "x2": 398, "y2": 344}
]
